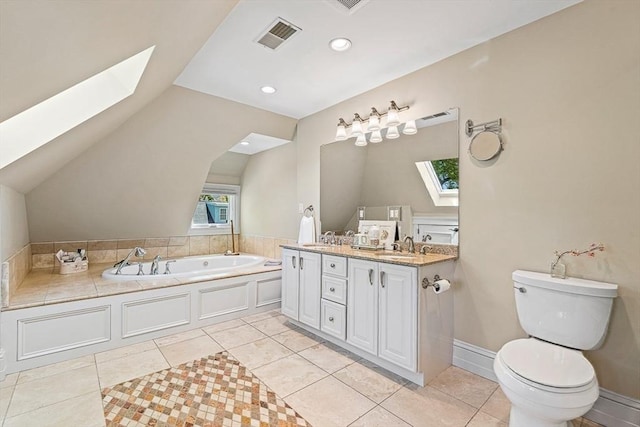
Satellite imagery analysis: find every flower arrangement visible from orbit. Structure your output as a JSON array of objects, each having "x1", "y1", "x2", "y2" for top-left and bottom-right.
[{"x1": 550, "y1": 243, "x2": 605, "y2": 278}]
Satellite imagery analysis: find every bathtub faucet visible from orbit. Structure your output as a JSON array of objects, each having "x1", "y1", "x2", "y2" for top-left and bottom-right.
[
  {"x1": 114, "y1": 247, "x2": 146, "y2": 275},
  {"x1": 150, "y1": 255, "x2": 162, "y2": 275}
]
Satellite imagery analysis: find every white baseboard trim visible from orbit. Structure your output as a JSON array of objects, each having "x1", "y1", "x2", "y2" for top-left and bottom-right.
[{"x1": 452, "y1": 339, "x2": 640, "y2": 427}]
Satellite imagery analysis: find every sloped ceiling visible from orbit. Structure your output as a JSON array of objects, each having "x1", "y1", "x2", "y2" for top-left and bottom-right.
[{"x1": 0, "y1": 0, "x2": 238, "y2": 193}]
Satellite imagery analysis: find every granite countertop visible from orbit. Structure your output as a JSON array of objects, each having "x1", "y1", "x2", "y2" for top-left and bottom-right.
[
  {"x1": 280, "y1": 243, "x2": 457, "y2": 267},
  {"x1": 4, "y1": 259, "x2": 282, "y2": 312}
]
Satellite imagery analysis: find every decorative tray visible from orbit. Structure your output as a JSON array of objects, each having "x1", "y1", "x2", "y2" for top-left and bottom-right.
[{"x1": 351, "y1": 244, "x2": 386, "y2": 251}]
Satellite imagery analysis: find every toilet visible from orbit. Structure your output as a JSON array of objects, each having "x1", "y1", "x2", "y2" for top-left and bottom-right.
[{"x1": 494, "y1": 270, "x2": 617, "y2": 427}]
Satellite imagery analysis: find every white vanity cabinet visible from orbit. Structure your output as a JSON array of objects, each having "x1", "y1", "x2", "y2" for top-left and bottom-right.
[
  {"x1": 281, "y1": 245, "x2": 454, "y2": 386},
  {"x1": 347, "y1": 259, "x2": 417, "y2": 371},
  {"x1": 320, "y1": 255, "x2": 348, "y2": 340},
  {"x1": 281, "y1": 248, "x2": 322, "y2": 328}
]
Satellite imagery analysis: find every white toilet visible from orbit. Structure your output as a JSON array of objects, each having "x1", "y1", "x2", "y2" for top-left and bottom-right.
[{"x1": 494, "y1": 270, "x2": 617, "y2": 427}]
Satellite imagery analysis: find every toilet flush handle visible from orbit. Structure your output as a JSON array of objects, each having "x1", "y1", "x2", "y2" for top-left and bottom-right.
[{"x1": 514, "y1": 285, "x2": 527, "y2": 293}]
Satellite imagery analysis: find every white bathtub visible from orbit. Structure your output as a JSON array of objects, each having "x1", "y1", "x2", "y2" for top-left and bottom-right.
[{"x1": 102, "y1": 254, "x2": 266, "y2": 281}]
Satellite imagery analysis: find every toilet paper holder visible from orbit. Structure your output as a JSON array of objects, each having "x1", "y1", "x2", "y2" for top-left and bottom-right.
[{"x1": 421, "y1": 274, "x2": 447, "y2": 290}]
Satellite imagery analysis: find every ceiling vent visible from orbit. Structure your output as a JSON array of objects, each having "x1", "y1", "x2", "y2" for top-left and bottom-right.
[
  {"x1": 326, "y1": 0, "x2": 371, "y2": 15},
  {"x1": 256, "y1": 18, "x2": 301, "y2": 50}
]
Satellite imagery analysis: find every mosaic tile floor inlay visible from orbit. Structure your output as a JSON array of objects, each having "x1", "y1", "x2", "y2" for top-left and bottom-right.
[{"x1": 102, "y1": 351, "x2": 311, "y2": 427}]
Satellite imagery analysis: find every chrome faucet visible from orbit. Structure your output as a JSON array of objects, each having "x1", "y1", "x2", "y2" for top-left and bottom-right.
[
  {"x1": 150, "y1": 255, "x2": 162, "y2": 275},
  {"x1": 404, "y1": 236, "x2": 416, "y2": 253},
  {"x1": 114, "y1": 247, "x2": 146, "y2": 275},
  {"x1": 420, "y1": 245, "x2": 433, "y2": 255},
  {"x1": 164, "y1": 260, "x2": 176, "y2": 274},
  {"x1": 323, "y1": 230, "x2": 336, "y2": 245}
]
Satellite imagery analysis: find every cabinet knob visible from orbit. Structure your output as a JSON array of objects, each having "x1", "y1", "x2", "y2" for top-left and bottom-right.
[
  {"x1": 329, "y1": 316, "x2": 334, "y2": 322},
  {"x1": 330, "y1": 287, "x2": 335, "y2": 292},
  {"x1": 330, "y1": 263, "x2": 336, "y2": 268}
]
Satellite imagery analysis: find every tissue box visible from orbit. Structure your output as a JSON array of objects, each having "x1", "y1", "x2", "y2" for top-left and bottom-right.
[{"x1": 56, "y1": 250, "x2": 89, "y2": 274}]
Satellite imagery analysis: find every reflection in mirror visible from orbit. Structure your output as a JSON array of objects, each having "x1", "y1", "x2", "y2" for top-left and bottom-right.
[{"x1": 320, "y1": 108, "x2": 459, "y2": 245}]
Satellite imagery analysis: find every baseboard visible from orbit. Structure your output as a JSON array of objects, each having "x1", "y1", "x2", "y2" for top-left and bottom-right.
[{"x1": 452, "y1": 339, "x2": 640, "y2": 427}]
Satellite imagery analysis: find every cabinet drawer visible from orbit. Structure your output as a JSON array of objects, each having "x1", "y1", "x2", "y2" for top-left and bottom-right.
[
  {"x1": 321, "y1": 299, "x2": 346, "y2": 340},
  {"x1": 322, "y1": 276, "x2": 347, "y2": 305},
  {"x1": 323, "y1": 255, "x2": 347, "y2": 278}
]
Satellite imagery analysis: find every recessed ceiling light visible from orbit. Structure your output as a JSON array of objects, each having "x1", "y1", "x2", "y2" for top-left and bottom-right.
[
  {"x1": 329, "y1": 37, "x2": 352, "y2": 52},
  {"x1": 240, "y1": 141, "x2": 250, "y2": 145},
  {"x1": 261, "y1": 86, "x2": 277, "y2": 94}
]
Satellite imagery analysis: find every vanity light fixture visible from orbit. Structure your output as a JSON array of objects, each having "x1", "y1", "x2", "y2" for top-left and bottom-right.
[
  {"x1": 355, "y1": 133, "x2": 367, "y2": 146},
  {"x1": 351, "y1": 113, "x2": 365, "y2": 136},
  {"x1": 402, "y1": 119, "x2": 417, "y2": 135},
  {"x1": 386, "y1": 125, "x2": 400, "y2": 139},
  {"x1": 336, "y1": 118, "x2": 349, "y2": 140},
  {"x1": 367, "y1": 108, "x2": 381, "y2": 132},
  {"x1": 369, "y1": 129, "x2": 383, "y2": 143},
  {"x1": 333, "y1": 100, "x2": 410, "y2": 144},
  {"x1": 386, "y1": 100, "x2": 402, "y2": 126},
  {"x1": 260, "y1": 85, "x2": 277, "y2": 94}
]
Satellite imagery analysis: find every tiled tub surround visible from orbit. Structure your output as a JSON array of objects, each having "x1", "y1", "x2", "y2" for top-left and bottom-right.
[
  {"x1": 0, "y1": 257, "x2": 283, "y2": 379},
  {"x1": 30, "y1": 234, "x2": 294, "y2": 268},
  {"x1": 0, "y1": 244, "x2": 31, "y2": 308},
  {"x1": 30, "y1": 235, "x2": 242, "y2": 269}
]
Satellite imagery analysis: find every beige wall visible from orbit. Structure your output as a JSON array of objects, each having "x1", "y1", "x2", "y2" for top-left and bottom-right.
[
  {"x1": 295, "y1": 0, "x2": 640, "y2": 398},
  {"x1": 240, "y1": 142, "x2": 299, "y2": 239},
  {"x1": 0, "y1": 185, "x2": 29, "y2": 263},
  {"x1": 26, "y1": 86, "x2": 297, "y2": 242}
]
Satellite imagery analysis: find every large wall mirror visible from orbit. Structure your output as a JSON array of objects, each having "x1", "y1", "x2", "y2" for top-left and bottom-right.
[{"x1": 320, "y1": 108, "x2": 459, "y2": 245}]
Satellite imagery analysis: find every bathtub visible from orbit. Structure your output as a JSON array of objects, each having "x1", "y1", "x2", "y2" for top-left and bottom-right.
[{"x1": 102, "y1": 254, "x2": 266, "y2": 281}]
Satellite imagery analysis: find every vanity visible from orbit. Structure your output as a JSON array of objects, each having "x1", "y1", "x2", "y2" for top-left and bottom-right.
[{"x1": 280, "y1": 244, "x2": 456, "y2": 386}]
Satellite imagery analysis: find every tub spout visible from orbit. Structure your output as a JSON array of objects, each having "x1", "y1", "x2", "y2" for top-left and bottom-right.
[
  {"x1": 150, "y1": 255, "x2": 162, "y2": 275},
  {"x1": 114, "y1": 247, "x2": 146, "y2": 274}
]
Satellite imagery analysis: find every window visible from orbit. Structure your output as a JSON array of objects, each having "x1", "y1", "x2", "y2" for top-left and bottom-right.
[
  {"x1": 190, "y1": 184, "x2": 240, "y2": 235},
  {"x1": 0, "y1": 46, "x2": 155, "y2": 170},
  {"x1": 415, "y1": 158, "x2": 459, "y2": 207}
]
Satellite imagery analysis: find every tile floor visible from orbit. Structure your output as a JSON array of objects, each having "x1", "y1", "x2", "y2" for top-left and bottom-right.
[{"x1": 0, "y1": 309, "x2": 603, "y2": 427}]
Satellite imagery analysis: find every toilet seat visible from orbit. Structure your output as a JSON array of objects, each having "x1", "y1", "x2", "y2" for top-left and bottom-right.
[{"x1": 499, "y1": 338, "x2": 595, "y2": 392}]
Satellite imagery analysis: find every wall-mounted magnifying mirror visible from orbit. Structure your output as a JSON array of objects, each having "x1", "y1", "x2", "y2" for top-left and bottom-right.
[{"x1": 469, "y1": 130, "x2": 502, "y2": 161}]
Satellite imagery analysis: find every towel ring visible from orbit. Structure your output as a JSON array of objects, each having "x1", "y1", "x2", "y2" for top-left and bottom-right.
[{"x1": 303, "y1": 205, "x2": 314, "y2": 217}]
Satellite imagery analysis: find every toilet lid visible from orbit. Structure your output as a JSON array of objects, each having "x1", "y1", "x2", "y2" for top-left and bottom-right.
[{"x1": 500, "y1": 338, "x2": 595, "y2": 388}]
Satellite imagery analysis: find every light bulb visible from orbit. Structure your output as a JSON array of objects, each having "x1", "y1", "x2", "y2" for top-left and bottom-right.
[
  {"x1": 351, "y1": 114, "x2": 364, "y2": 136},
  {"x1": 355, "y1": 134, "x2": 367, "y2": 146},
  {"x1": 386, "y1": 104, "x2": 400, "y2": 127},
  {"x1": 336, "y1": 119, "x2": 348, "y2": 140},
  {"x1": 386, "y1": 126, "x2": 400, "y2": 139},
  {"x1": 369, "y1": 130, "x2": 382, "y2": 143},
  {"x1": 367, "y1": 108, "x2": 381, "y2": 132},
  {"x1": 402, "y1": 120, "x2": 417, "y2": 135}
]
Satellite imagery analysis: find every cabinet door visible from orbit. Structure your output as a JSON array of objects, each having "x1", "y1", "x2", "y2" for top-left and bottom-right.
[
  {"x1": 298, "y1": 251, "x2": 322, "y2": 329},
  {"x1": 347, "y1": 259, "x2": 378, "y2": 355},
  {"x1": 378, "y1": 263, "x2": 418, "y2": 371},
  {"x1": 281, "y1": 249, "x2": 299, "y2": 320}
]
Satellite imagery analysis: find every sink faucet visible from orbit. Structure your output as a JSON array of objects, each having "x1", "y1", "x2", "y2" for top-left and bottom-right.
[
  {"x1": 114, "y1": 247, "x2": 146, "y2": 274},
  {"x1": 150, "y1": 255, "x2": 162, "y2": 275},
  {"x1": 324, "y1": 231, "x2": 336, "y2": 245},
  {"x1": 420, "y1": 245, "x2": 433, "y2": 255},
  {"x1": 404, "y1": 236, "x2": 415, "y2": 253}
]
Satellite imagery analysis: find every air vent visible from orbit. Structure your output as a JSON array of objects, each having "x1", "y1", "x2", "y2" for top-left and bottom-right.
[
  {"x1": 256, "y1": 18, "x2": 301, "y2": 50},
  {"x1": 326, "y1": 0, "x2": 371, "y2": 15}
]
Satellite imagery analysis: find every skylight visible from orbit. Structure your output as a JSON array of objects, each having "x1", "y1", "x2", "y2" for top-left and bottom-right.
[
  {"x1": 0, "y1": 46, "x2": 155, "y2": 170},
  {"x1": 416, "y1": 158, "x2": 459, "y2": 207}
]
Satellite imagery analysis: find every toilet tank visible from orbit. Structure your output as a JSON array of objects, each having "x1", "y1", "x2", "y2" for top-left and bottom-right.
[{"x1": 512, "y1": 270, "x2": 617, "y2": 350}]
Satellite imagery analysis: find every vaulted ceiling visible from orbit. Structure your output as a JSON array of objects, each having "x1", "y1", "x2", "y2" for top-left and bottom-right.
[{"x1": 0, "y1": 0, "x2": 238, "y2": 193}]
